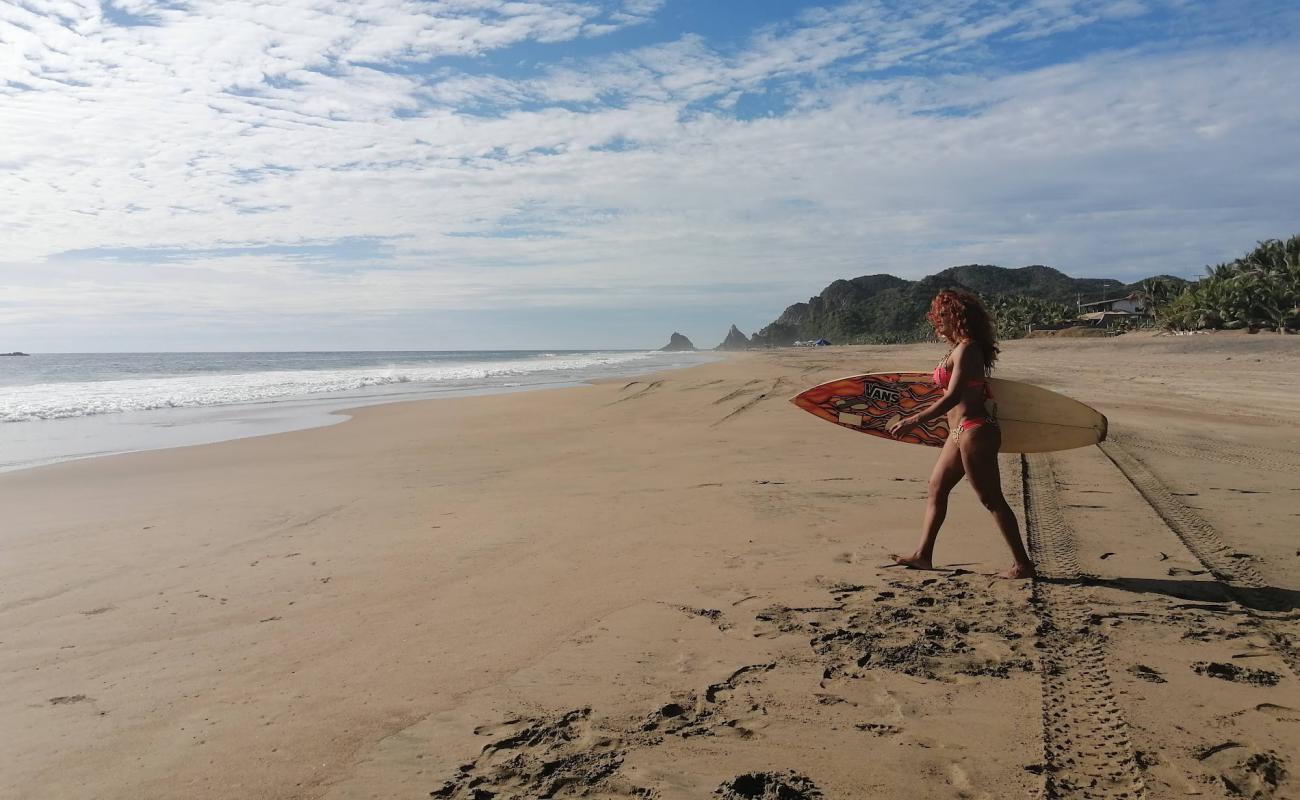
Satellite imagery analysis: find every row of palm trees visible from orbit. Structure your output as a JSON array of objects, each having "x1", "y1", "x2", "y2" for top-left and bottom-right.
[
  {"x1": 1153, "y1": 235, "x2": 1300, "y2": 333},
  {"x1": 984, "y1": 294, "x2": 1077, "y2": 339}
]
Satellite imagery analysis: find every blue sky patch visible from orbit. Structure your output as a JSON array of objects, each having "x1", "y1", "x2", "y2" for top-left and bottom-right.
[{"x1": 7, "y1": 0, "x2": 1300, "y2": 350}]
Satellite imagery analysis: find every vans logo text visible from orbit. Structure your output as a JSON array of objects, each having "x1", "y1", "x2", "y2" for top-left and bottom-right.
[{"x1": 866, "y1": 385, "x2": 899, "y2": 404}]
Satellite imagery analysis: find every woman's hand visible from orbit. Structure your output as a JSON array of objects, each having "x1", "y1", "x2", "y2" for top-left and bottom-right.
[{"x1": 889, "y1": 415, "x2": 921, "y2": 437}]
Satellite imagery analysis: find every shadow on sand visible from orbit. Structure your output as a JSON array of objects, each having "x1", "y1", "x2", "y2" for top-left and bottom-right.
[{"x1": 1041, "y1": 575, "x2": 1300, "y2": 613}]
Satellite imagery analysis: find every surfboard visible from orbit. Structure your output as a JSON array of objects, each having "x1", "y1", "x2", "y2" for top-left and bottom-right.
[{"x1": 790, "y1": 372, "x2": 1107, "y2": 453}]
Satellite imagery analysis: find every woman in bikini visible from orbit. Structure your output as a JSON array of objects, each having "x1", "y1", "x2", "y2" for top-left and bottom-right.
[{"x1": 886, "y1": 289, "x2": 1035, "y2": 579}]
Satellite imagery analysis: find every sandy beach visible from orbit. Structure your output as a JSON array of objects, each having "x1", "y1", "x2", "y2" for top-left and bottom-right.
[{"x1": 3, "y1": 334, "x2": 1298, "y2": 800}]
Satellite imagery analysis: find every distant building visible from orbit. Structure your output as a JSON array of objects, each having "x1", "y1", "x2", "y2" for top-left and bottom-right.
[
  {"x1": 1077, "y1": 293, "x2": 1146, "y2": 315},
  {"x1": 1076, "y1": 310, "x2": 1140, "y2": 327},
  {"x1": 1073, "y1": 292, "x2": 1150, "y2": 327}
]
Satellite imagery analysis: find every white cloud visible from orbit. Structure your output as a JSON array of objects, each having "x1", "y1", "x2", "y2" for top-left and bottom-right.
[{"x1": 2, "y1": 0, "x2": 1298, "y2": 348}]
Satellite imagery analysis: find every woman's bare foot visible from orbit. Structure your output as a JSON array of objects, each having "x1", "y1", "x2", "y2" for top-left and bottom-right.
[
  {"x1": 997, "y1": 562, "x2": 1036, "y2": 580},
  {"x1": 891, "y1": 553, "x2": 934, "y2": 570}
]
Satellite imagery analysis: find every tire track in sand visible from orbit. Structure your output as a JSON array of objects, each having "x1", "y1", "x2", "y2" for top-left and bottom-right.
[
  {"x1": 1106, "y1": 431, "x2": 1299, "y2": 473},
  {"x1": 609, "y1": 380, "x2": 664, "y2": 404},
  {"x1": 1019, "y1": 453, "x2": 1148, "y2": 800},
  {"x1": 1098, "y1": 441, "x2": 1300, "y2": 675},
  {"x1": 712, "y1": 377, "x2": 794, "y2": 426}
]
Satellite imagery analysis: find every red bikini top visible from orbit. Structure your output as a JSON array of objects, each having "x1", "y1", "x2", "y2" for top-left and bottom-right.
[{"x1": 934, "y1": 361, "x2": 993, "y2": 398}]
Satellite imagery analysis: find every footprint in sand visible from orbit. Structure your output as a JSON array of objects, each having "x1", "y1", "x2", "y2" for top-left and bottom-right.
[
  {"x1": 947, "y1": 763, "x2": 974, "y2": 791},
  {"x1": 431, "y1": 708, "x2": 655, "y2": 799},
  {"x1": 1128, "y1": 664, "x2": 1168, "y2": 683},
  {"x1": 670, "y1": 604, "x2": 732, "y2": 631},
  {"x1": 854, "y1": 722, "x2": 901, "y2": 736},
  {"x1": 715, "y1": 771, "x2": 823, "y2": 800},
  {"x1": 718, "y1": 713, "x2": 771, "y2": 739},
  {"x1": 1192, "y1": 661, "x2": 1282, "y2": 686}
]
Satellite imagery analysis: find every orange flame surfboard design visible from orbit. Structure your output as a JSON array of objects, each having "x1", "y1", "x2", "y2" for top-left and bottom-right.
[{"x1": 789, "y1": 372, "x2": 953, "y2": 448}]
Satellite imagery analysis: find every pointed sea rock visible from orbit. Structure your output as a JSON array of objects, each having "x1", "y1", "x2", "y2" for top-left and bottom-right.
[
  {"x1": 715, "y1": 324, "x2": 751, "y2": 351},
  {"x1": 659, "y1": 332, "x2": 696, "y2": 352}
]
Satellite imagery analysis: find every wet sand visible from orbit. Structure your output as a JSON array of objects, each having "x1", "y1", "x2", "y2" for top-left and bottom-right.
[{"x1": 3, "y1": 333, "x2": 1298, "y2": 799}]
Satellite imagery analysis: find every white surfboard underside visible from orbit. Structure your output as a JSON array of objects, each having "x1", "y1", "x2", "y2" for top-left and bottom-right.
[{"x1": 982, "y1": 377, "x2": 1106, "y2": 453}]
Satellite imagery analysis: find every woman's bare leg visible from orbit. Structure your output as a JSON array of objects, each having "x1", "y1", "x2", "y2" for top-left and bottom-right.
[
  {"x1": 958, "y1": 427, "x2": 1035, "y2": 578},
  {"x1": 893, "y1": 435, "x2": 965, "y2": 569}
]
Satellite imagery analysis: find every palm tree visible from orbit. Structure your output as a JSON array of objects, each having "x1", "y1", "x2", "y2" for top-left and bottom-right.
[
  {"x1": 1161, "y1": 235, "x2": 1300, "y2": 332},
  {"x1": 1138, "y1": 278, "x2": 1178, "y2": 318}
]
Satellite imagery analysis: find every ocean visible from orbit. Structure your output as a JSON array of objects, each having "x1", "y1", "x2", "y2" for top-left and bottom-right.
[{"x1": 0, "y1": 349, "x2": 714, "y2": 471}]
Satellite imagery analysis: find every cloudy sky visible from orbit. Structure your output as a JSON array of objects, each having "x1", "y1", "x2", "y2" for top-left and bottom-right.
[{"x1": 3, "y1": 0, "x2": 1298, "y2": 350}]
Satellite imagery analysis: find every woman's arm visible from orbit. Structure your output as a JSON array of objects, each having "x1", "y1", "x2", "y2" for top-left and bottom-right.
[{"x1": 888, "y1": 342, "x2": 979, "y2": 434}]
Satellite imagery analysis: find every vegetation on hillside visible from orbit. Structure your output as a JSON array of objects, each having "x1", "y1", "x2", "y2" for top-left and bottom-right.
[
  {"x1": 1157, "y1": 236, "x2": 1300, "y2": 333},
  {"x1": 747, "y1": 233, "x2": 1297, "y2": 347},
  {"x1": 750, "y1": 264, "x2": 1156, "y2": 346}
]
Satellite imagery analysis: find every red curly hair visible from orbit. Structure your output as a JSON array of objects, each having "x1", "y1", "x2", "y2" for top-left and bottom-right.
[{"x1": 926, "y1": 289, "x2": 999, "y2": 370}]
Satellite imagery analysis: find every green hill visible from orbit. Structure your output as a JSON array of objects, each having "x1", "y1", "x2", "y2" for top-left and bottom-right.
[{"x1": 751, "y1": 265, "x2": 1180, "y2": 345}]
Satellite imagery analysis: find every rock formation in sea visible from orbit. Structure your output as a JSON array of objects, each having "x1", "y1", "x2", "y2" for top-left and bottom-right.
[
  {"x1": 715, "y1": 325, "x2": 751, "y2": 351},
  {"x1": 659, "y1": 332, "x2": 696, "y2": 351}
]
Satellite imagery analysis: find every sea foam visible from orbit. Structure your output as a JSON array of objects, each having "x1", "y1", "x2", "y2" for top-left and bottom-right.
[{"x1": 0, "y1": 351, "x2": 661, "y2": 423}]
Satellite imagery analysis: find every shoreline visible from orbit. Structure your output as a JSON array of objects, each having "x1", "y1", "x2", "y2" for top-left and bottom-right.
[
  {"x1": 3, "y1": 337, "x2": 1298, "y2": 799},
  {"x1": 0, "y1": 379, "x2": 581, "y2": 476},
  {"x1": 0, "y1": 353, "x2": 723, "y2": 475}
]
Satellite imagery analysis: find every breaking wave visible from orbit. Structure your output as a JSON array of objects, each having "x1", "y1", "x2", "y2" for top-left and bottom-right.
[{"x1": 0, "y1": 350, "x2": 667, "y2": 423}]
